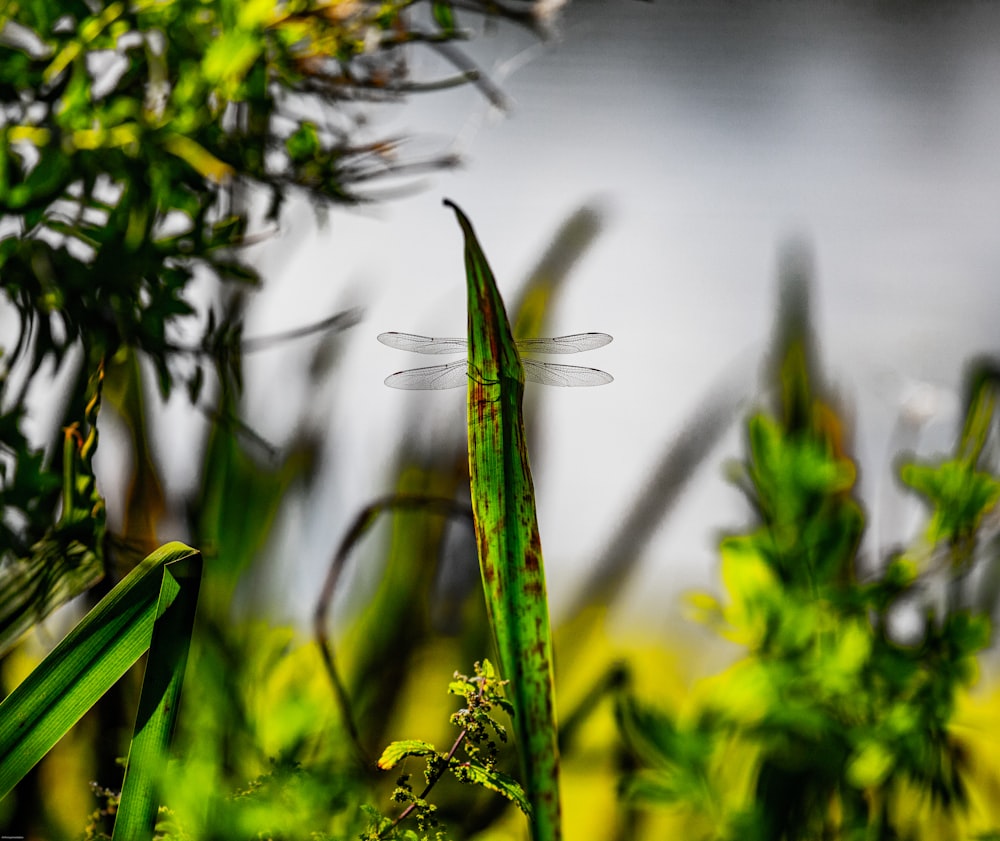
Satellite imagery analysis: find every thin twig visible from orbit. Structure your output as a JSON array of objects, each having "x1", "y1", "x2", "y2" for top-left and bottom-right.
[
  {"x1": 164, "y1": 307, "x2": 362, "y2": 356},
  {"x1": 242, "y1": 307, "x2": 363, "y2": 352},
  {"x1": 428, "y1": 40, "x2": 511, "y2": 111}
]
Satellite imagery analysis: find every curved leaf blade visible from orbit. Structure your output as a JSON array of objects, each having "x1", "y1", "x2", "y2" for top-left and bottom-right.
[
  {"x1": 0, "y1": 541, "x2": 201, "y2": 830},
  {"x1": 113, "y1": 548, "x2": 201, "y2": 840}
]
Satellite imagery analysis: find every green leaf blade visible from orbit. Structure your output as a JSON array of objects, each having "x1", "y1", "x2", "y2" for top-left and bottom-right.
[
  {"x1": 446, "y1": 199, "x2": 562, "y2": 841},
  {"x1": 113, "y1": 550, "x2": 202, "y2": 840},
  {"x1": 0, "y1": 542, "x2": 200, "y2": 805}
]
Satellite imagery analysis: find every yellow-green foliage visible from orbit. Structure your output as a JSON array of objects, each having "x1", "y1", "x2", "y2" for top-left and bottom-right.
[
  {"x1": 615, "y1": 337, "x2": 1000, "y2": 840},
  {"x1": 160, "y1": 622, "x2": 364, "y2": 840}
]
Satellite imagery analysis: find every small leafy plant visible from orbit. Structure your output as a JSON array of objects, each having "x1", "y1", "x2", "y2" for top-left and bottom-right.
[
  {"x1": 369, "y1": 660, "x2": 530, "y2": 841},
  {"x1": 614, "y1": 299, "x2": 1000, "y2": 839}
]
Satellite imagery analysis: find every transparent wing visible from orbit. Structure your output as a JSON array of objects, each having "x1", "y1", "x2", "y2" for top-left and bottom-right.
[
  {"x1": 377, "y1": 332, "x2": 468, "y2": 355},
  {"x1": 523, "y1": 360, "x2": 614, "y2": 387},
  {"x1": 384, "y1": 360, "x2": 469, "y2": 390},
  {"x1": 515, "y1": 333, "x2": 613, "y2": 355},
  {"x1": 378, "y1": 332, "x2": 614, "y2": 355}
]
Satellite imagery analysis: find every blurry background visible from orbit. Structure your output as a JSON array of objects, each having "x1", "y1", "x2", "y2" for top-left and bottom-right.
[{"x1": 135, "y1": 0, "x2": 1000, "y2": 635}]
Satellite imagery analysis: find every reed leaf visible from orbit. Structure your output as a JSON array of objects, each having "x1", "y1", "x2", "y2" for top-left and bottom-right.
[
  {"x1": 447, "y1": 199, "x2": 562, "y2": 841},
  {"x1": 0, "y1": 542, "x2": 201, "y2": 841}
]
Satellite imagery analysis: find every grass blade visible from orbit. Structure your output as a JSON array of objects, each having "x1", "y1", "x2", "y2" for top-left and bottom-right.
[
  {"x1": 113, "y1": 548, "x2": 201, "y2": 839},
  {"x1": 446, "y1": 199, "x2": 562, "y2": 841},
  {"x1": 0, "y1": 541, "x2": 201, "y2": 838}
]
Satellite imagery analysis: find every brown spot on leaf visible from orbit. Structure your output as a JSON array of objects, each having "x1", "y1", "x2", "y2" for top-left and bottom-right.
[
  {"x1": 523, "y1": 578, "x2": 543, "y2": 597},
  {"x1": 523, "y1": 548, "x2": 540, "y2": 573}
]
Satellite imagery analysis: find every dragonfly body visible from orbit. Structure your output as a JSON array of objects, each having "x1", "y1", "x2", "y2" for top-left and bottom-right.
[{"x1": 378, "y1": 332, "x2": 613, "y2": 389}]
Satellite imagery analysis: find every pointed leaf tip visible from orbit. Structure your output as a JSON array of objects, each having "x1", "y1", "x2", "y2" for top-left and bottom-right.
[{"x1": 443, "y1": 198, "x2": 471, "y2": 230}]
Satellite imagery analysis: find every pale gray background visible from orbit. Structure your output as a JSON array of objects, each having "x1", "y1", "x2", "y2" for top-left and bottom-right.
[{"x1": 147, "y1": 0, "x2": 1000, "y2": 631}]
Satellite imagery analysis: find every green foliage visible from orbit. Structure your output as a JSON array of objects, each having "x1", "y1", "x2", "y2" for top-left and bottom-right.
[
  {"x1": 0, "y1": 543, "x2": 201, "y2": 840},
  {"x1": 0, "y1": 0, "x2": 469, "y2": 395},
  {"x1": 432, "y1": 0, "x2": 457, "y2": 35},
  {"x1": 901, "y1": 383, "x2": 1000, "y2": 566},
  {"x1": 0, "y1": 5, "x2": 606, "y2": 838},
  {"x1": 0, "y1": 0, "x2": 529, "y2": 691},
  {"x1": 0, "y1": 361, "x2": 105, "y2": 656},
  {"x1": 6, "y1": 11, "x2": 998, "y2": 832},
  {"x1": 617, "y1": 327, "x2": 1000, "y2": 838},
  {"x1": 371, "y1": 660, "x2": 530, "y2": 841},
  {"x1": 149, "y1": 622, "x2": 370, "y2": 841}
]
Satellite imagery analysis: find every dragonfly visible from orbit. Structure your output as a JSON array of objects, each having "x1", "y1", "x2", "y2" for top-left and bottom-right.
[{"x1": 378, "y1": 332, "x2": 614, "y2": 389}]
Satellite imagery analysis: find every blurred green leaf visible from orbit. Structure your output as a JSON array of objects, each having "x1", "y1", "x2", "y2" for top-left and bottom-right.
[
  {"x1": 202, "y1": 30, "x2": 261, "y2": 92},
  {"x1": 433, "y1": 0, "x2": 456, "y2": 34},
  {"x1": 0, "y1": 360, "x2": 106, "y2": 657},
  {"x1": 901, "y1": 460, "x2": 1000, "y2": 548},
  {"x1": 286, "y1": 121, "x2": 320, "y2": 162}
]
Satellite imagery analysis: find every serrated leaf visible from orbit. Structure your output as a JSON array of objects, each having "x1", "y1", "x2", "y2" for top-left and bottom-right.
[
  {"x1": 449, "y1": 679, "x2": 476, "y2": 697},
  {"x1": 377, "y1": 739, "x2": 439, "y2": 770},
  {"x1": 494, "y1": 697, "x2": 515, "y2": 717},
  {"x1": 453, "y1": 761, "x2": 531, "y2": 815}
]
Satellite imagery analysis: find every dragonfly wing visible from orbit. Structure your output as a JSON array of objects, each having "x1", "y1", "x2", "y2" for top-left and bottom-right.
[
  {"x1": 377, "y1": 332, "x2": 469, "y2": 355},
  {"x1": 516, "y1": 333, "x2": 613, "y2": 354},
  {"x1": 384, "y1": 360, "x2": 469, "y2": 390},
  {"x1": 523, "y1": 360, "x2": 614, "y2": 387}
]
